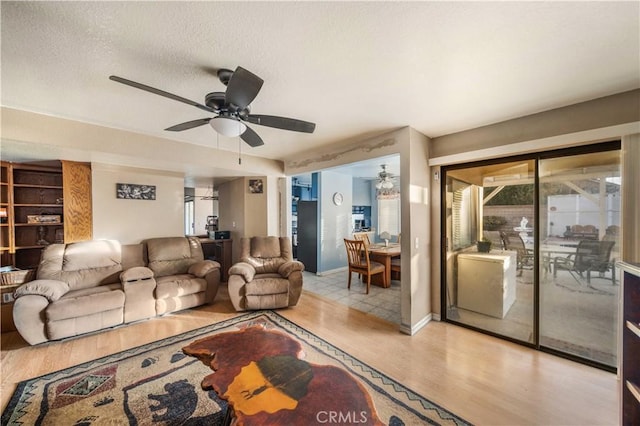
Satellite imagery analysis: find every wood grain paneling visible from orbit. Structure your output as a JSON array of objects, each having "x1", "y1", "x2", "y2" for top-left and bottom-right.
[{"x1": 62, "y1": 161, "x2": 92, "y2": 243}]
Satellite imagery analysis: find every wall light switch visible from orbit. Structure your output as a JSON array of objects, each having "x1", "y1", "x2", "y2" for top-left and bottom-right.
[
  {"x1": 232, "y1": 221, "x2": 236, "y2": 228},
  {"x1": 415, "y1": 237, "x2": 419, "y2": 249}
]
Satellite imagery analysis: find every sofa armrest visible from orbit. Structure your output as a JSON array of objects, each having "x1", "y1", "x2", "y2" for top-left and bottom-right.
[
  {"x1": 228, "y1": 262, "x2": 256, "y2": 283},
  {"x1": 120, "y1": 266, "x2": 154, "y2": 283},
  {"x1": 278, "y1": 260, "x2": 305, "y2": 278},
  {"x1": 14, "y1": 279, "x2": 70, "y2": 302},
  {"x1": 188, "y1": 260, "x2": 221, "y2": 278}
]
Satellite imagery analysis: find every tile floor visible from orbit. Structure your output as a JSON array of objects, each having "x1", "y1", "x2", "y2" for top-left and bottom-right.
[{"x1": 302, "y1": 270, "x2": 401, "y2": 324}]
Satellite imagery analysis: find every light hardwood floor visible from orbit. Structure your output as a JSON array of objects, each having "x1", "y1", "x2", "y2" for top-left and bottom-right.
[{"x1": 1, "y1": 286, "x2": 618, "y2": 425}]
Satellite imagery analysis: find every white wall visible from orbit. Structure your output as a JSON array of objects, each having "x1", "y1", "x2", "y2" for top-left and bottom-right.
[{"x1": 92, "y1": 163, "x2": 183, "y2": 243}]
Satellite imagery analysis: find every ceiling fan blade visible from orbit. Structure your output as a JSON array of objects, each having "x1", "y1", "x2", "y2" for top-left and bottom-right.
[
  {"x1": 165, "y1": 118, "x2": 212, "y2": 132},
  {"x1": 109, "y1": 75, "x2": 215, "y2": 113},
  {"x1": 245, "y1": 114, "x2": 316, "y2": 133},
  {"x1": 240, "y1": 125, "x2": 264, "y2": 147},
  {"x1": 225, "y1": 67, "x2": 264, "y2": 110}
]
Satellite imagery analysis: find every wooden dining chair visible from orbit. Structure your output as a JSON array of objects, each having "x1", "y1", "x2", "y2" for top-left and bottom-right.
[
  {"x1": 344, "y1": 238, "x2": 386, "y2": 294},
  {"x1": 353, "y1": 232, "x2": 371, "y2": 247},
  {"x1": 390, "y1": 257, "x2": 401, "y2": 280}
]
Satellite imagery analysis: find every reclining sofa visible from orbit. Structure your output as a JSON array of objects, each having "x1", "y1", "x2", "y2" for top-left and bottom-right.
[
  {"x1": 12, "y1": 236, "x2": 220, "y2": 345},
  {"x1": 228, "y1": 236, "x2": 304, "y2": 311}
]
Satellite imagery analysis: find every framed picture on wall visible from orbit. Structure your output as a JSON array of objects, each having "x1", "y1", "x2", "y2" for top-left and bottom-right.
[
  {"x1": 248, "y1": 179, "x2": 263, "y2": 194},
  {"x1": 116, "y1": 183, "x2": 156, "y2": 200}
]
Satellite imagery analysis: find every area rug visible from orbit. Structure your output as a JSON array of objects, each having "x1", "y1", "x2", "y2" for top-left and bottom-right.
[{"x1": 2, "y1": 311, "x2": 471, "y2": 425}]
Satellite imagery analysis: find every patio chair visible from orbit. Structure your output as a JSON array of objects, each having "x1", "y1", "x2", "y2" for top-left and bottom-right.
[
  {"x1": 483, "y1": 231, "x2": 506, "y2": 250},
  {"x1": 502, "y1": 232, "x2": 534, "y2": 276},
  {"x1": 553, "y1": 240, "x2": 616, "y2": 284},
  {"x1": 344, "y1": 238, "x2": 386, "y2": 294}
]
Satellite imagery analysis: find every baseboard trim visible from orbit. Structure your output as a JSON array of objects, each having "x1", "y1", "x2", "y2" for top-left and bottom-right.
[{"x1": 399, "y1": 313, "x2": 432, "y2": 335}]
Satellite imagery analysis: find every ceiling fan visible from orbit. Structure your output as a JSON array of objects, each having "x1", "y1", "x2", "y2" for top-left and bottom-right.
[
  {"x1": 375, "y1": 164, "x2": 395, "y2": 190},
  {"x1": 109, "y1": 66, "x2": 315, "y2": 147}
]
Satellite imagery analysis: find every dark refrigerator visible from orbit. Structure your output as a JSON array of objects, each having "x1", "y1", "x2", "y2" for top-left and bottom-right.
[{"x1": 297, "y1": 201, "x2": 317, "y2": 273}]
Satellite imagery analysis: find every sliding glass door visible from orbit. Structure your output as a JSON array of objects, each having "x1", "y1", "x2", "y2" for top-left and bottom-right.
[
  {"x1": 538, "y1": 149, "x2": 620, "y2": 367},
  {"x1": 444, "y1": 159, "x2": 535, "y2": 343},
  {"x1": 442, "y1": 141, "x2": 620, "y2": 369}
]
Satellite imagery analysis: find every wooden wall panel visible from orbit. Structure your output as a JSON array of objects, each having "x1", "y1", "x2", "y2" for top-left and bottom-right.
[{"x1": 62, "y1": 161, "x2": 92, "y2": 243}]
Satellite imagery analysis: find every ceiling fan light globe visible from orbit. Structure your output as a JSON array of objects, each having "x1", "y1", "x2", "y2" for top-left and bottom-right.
[
  {"x1": 375, "y1": 182, "x2": 383, "y2": 189},
  {"x1": 210, "y1": 116, "x2": 247, "y2": 137},
  {"x1": 383, "y1": 181, "x2": 394, "y2": 189}
]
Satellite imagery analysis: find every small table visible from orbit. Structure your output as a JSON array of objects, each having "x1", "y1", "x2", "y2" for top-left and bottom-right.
[
  {"x1": 197, "y1": 237, "x2": 232, "y2": 282},
  {"x1": 368, "y1": 244, "x2": 401, "y2": 288}
]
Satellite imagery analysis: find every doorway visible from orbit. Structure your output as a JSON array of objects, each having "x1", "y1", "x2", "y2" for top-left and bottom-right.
[{"x1": 442, "y1": 141, "x2": 621, "y2": 370}]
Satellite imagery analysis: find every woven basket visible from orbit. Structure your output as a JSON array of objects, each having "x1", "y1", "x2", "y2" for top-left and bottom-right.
[{"x1": 0, "y1": 269, "x2": 35, "y2": 286}]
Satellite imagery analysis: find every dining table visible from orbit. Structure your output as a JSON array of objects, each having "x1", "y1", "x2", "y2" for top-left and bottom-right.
[{"x1": 367, "y1": 243, "x2": 401, "y2": 288}]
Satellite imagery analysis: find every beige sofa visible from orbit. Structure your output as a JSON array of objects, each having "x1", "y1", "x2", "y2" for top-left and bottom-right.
[
  {"x1": 12, "y1": 237, "x2": 220, "y2": 345},
  {"x1": 228, "y1": 236, "x2": 304, "y2": 311}
]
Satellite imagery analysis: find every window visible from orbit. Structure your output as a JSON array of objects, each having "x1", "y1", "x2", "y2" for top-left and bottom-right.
[{"x1": 378, "y1": 198, "x2": 400, "y2": 236}]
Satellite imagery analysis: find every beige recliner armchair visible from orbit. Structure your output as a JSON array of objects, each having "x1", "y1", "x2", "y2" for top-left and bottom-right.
[{"x1": 228, "y1": 236, "x2": 304, "y2": 311}]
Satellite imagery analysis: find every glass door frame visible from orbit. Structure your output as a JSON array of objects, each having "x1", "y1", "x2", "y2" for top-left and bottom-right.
[{"x1": 440, "y1": 140, "x2": 621, "y2": 372}]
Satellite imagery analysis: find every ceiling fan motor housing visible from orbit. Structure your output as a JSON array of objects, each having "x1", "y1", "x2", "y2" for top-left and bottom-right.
[{"x1": 205, "y1": 92, "x2": 226, "y2": 111}]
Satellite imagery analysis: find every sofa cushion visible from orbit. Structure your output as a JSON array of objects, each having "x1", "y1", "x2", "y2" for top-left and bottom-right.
[
  {"x1": 37, "y1": 240, "x2": 122, "y2": 291},
  {"x1": 241, "y1": 237, "x2": 292, "y2": 274},
  {"x1": 249, "y1": 236, "x2": 281, "y2": 258},
  {"x1": 47, "y1": 284, "x2": 124, "y2": 321},
  {"x1": 121, "y1": 243, "x2": 146, "y2": 269},
  {"x1": 155, "y1": 274, "x2": 207, "y2": 299},
  {"x1": 146, "y1": 237, "x2": 204, "y2": 277}
]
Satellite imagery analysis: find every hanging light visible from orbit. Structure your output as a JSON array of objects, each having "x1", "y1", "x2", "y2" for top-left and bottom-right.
[
  {"x1": 209, "y1": 116, "x2": 246, "y2": 137},
  {"x1": 375, "y1": 164, "x2": 399, "y2": 199},
  {"x1": 376, "y1": 165, "x2": 394, "y2": 189}
]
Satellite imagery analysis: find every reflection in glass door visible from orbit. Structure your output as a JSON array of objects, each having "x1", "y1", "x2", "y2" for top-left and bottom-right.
[
  {"x1": 443, "y1": 142, "x2": 621, "y2": 369},
  {"x1": 539, "y1": 150, "x2": 620, "y2": 367},
  {"x1": 444, "y1": 160, "x2": 535, "y2": 343}
]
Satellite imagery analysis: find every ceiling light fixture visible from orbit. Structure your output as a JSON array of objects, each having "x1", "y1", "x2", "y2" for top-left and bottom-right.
[
  {"x1": 209, "y1": 116, "x2": 246, "y2": 137},
  {"x1": 375, "y1": 164, "x2": 399, "y2": 199},
  {"x1": 375, "y1": 164, "x2": 394, "y2": 190}
]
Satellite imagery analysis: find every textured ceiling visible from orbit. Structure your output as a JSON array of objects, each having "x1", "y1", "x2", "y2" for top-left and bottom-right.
[{"x1": 1, "y1": 1, "x2": 639, "y2": 176}]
